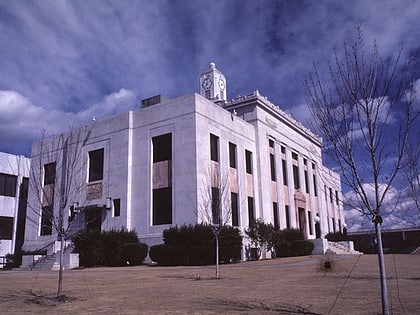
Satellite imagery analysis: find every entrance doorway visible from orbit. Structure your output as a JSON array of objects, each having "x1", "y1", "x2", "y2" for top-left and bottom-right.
[
  {"x1": 86, "y1": 208, "x2": 102, "y2": 234},
  {"x1": 298, "y1": 207, "x2": 306, "y2": 237}
]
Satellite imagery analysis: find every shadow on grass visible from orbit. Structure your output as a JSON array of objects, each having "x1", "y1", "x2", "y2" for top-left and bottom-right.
[
  {"x1": 202, "y1": 298, "x2": 322, "y2": 314},
  {"x1": 0, "y1": 289, "x2": 75, "y2": 306}
]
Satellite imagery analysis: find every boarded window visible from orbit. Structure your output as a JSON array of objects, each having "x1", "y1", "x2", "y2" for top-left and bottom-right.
[{"x1": 88, "y1": 149, "x2": 104, "y2": 182}]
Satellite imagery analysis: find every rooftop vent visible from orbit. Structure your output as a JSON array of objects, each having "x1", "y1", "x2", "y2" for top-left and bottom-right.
[{"x1": 141, "y1": 95, "x2": 168, "y2": 108}]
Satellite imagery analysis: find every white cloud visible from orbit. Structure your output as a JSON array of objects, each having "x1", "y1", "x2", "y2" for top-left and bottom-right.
[
  {"x1": 0, "y1": 89, "x2": 137, "y2": 154},
  {"x1": 344, "y1": 182, "x2": 420, "y2": 232}
]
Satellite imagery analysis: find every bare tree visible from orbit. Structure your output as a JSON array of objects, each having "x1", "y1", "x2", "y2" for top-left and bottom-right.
[
  {"x1": 304, "y1": 29, "x2": 418, "y2": 315},
  {"x1": 197, "y1": 169, "x2": 234, "y2": 279},
  {"x1": 26, "y1": 126, "x2": 93, "y2": 299}
]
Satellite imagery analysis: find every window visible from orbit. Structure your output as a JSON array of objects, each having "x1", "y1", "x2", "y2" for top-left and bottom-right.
[
  {"x1": 88, "y1": 149, "x2": 104, "y2": 182},
  {"x1": 113, "y1": 198, "x2": 121, "y2": 217},
  {"x1": 269, "y1": 139, "x2": 274, "y2": 148},
  {"x1": 0, "y1": 173, "x2": 17, "y2": 197},
  {"x1": 0, "y1": 216, "x2": 13, "y2": 239},
  {"x1": 229, "y1": 142, "x2": 237, "y2": 168},
  {"x1": 212, "y1": 187, "x2": 221, "y2": 225},
  {"x1": 44, "y1": 162, "x2": 56, "y2": 185},
  {"x1": 152, "y1": 133, "x2": 173, "y2": 225},
  {"x1": 304, "y1": 170, "x2": 309, "y2": 193},
  {"x1": 329, "y1": 187, "x2": 333, "y2": 203},
  {"x1": 152, "y1": 188, "x2": 172, "y2": 225},
  {"x1": 285, "y1": 205, "x2": 290, "y2": 229},
  {"x1": 282, "y1": 159, "x2": 287, "y2": 185},
  {"x1": 292, "y1": 152, "x2": 298, "y2": 160},
  {"x1": 247, "y1": 197, "x2": 255, "y2": 226},
  {"x1": 308, "y1": 211, "x2": 313, "y2": 235},
  {"x1": 245, "y1": 150, "x2": 253, "y2": 174},
  {"x1": 293, "y1": 165, "x2": 300, "y2": 189},
  {"x1": 153, "y1": 134, "x2": 172, "y2": 162},
  {"x1": 335, "y1": 190, "x2": 339, "y2": 206},
  {"x1": 40, "y1": 206, "x2": 53, "y2": 236},
  {"x1": 231, "y1": 192, "x2": 239, "y2": 227},
  {"x1": 313, "y1": 174, "x2": 318, "y2": 196},
  {"x1": 273, "y1": 202, "x2": 279, "y2": 229},
  {"x1": 210, "y1": 134, "x2": 219, "y2": 162}
]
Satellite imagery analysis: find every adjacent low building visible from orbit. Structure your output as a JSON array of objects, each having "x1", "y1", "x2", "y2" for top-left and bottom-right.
[
  {"x1": 0, "y1": 152, "x2": 29, "y2": 267},
  {"x1": 23, "y1": 63, "x2": 346, "y2": 258}
]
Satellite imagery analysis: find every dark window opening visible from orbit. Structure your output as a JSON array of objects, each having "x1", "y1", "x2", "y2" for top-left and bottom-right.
[
  {"x1": 308, "y1": 211, "x2": 313, "y2": 235},
  {"x1": 248, "y1": 197, "x2": 255, "y2": 226},
  {"x1": 0, "y1": 173, "x2": 17, "y2": 197},
  {"x1": 153, "y1": 187, "x2": 172, "y2": 225},
  {"x1": 282, "y1": 159, "x2": 287, "y2": 185},
  {"x1": 273, "y1": 202, "x2": 279, "y2": 229},
  {"x1": 231, "y1": 192, "x2": 239, "y2": 227},
  {"x1": 269, "y1": 139, "x2": 274, "y2": 148},
  {"x1": 212, "y1": 187, "x2": 221, "y2": 225},
  {"x1": 0, "y1": 216, "x2": 13, "y2": 239},
  {"x1": 329, "y1": 188, "x2": 333, "y2": 203},
  {"x1": 285, "y1": 205, "x2": 290, "y2": 229},
  {"x1": 335, "y1": 190, "x2": 339, "y2": 205},
  {"x1": 210, "y1": 134, "x2": 219, "y2": 162},
  {"x1": 281, "y1": 146, "x2": 286, "y2": 154},
  {"x1": 270, "y1": 154, "x2": 276, "y2": 181},
  {"x1": 229, "y1": 142, "x2": 237, "y2": 168},
  {"x1": 313, "y1": 174, "x2": 318, "y2": 196},
  {"x1": 40, "y1": 206, "x2": 53, "y2": 236},
  {"x1": 44, "y1": 162, "x2": 56, "y2": 186},
  {"x1": 293, "y1": 165, "x2": 300, "y2": 189},
  {"x1": 88, "y1": 149, "x2": 104, "y2": 182},
  {"x1": 304, "y1": 170, "x2": 309, "y2": 193},
  {"x1": 245, "y1": 150, "x2": 253, "y2": 174},
  {"x1": 113, "y1": 198, "x2": 121, "y2": 217},
  {"x1": 153, "y1": 133, "x2": 172, "y2": 162},
  {"x1": 292, "y1": 152, "x2": 298, "y2": 160}
]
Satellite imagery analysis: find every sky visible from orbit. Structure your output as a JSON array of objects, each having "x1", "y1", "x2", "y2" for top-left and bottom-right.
[{"x1": 1, "y1": 0, "x2": 419, "y2": 231}]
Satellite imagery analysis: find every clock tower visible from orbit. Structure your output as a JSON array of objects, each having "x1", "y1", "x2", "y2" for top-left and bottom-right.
[{"x1": 199, "y1": 62, "x2": 227, "y2": 102}]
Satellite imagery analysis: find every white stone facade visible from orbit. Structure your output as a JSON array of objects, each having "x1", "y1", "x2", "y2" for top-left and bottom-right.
[
  {"x1": 0, "y1": 152, "x2": 30, "y2": 264},
  {"x1": 23, "y1": 65, "x2": 345, "y2": 256}
]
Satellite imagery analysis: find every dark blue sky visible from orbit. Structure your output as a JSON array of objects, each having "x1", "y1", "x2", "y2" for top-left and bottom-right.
[
  {"x1": 1, "y1": 0, "x2": 419, "y2": 156},
  {"x1": 1, "y1": 0, "x2": 419, "y2": 230}
]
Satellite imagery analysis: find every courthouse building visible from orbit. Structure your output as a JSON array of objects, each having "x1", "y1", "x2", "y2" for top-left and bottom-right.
[{"x1": 23, "y1": 63, "x2": 345, "y2": 257}]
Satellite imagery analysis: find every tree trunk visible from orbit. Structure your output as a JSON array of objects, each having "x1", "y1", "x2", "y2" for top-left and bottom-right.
[
  {"x1": 375, "y1": 222, "x2": 389, "y2": 315},
  {"x1": 57, "y1": 235, "x2": 64, "y2": 298},
  {"x1": 215, "y1": 235, "x2": 220, "y2": 279}
]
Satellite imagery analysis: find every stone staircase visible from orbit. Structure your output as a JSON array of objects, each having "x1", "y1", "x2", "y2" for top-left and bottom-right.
[
  {"x1": 20, "y1": 241, "x2": 79, "y2": 271},
  {"x1": 411, "y1": 247, "x2": 420, "y2": 255},
  {"x1": 326, "y1": 241, "x2": 363, "y2": 255}
]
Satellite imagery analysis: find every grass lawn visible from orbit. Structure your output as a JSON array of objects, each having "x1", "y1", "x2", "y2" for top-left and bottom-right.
[{"x1": 0, "y1": 254, "x2": 419, "y2": 314}]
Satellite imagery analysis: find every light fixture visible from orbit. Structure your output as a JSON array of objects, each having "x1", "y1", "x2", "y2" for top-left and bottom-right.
[{"x1": 105, "y1": 197, "x2": 112, "y2": 210}]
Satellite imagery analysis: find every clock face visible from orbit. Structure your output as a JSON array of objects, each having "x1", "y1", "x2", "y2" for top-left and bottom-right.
[
  {"x1": 202, "y1": 78, "x2": 212, "y2": 90},
  {"x1": 218, "y1": 79, "x2": 225, "y2": 91}
]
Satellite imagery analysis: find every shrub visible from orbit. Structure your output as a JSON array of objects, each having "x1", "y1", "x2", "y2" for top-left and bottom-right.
[
  {"x1": 121, "y1": 242, "x2": 148, "y2": 266},
  {"x1": 273, "y1": 239, "x2": 291, "y2": 258},
  {"x1": 73, "y1": 229, "x2": 148, "y2": 267},
  {"x1": 291, "y1": 240, "x2": 314, "y2": 256},
  {"x1": 151, "y1": 224, "x2": 242, "y2": 266}
]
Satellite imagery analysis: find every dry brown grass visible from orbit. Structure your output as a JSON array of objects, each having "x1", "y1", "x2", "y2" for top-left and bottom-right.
[{"x1": 0, "y1": 254, "x2": 419, "y2": 314}]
